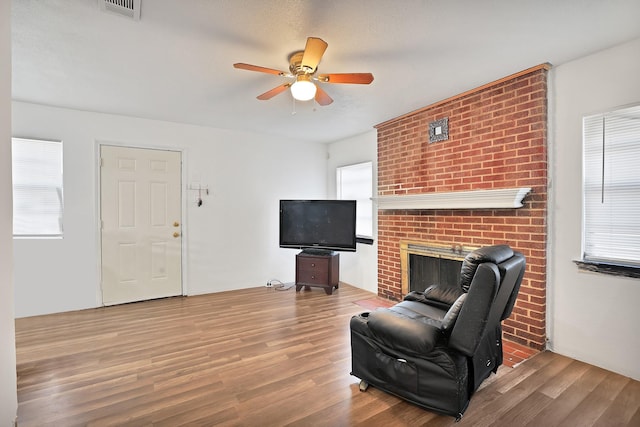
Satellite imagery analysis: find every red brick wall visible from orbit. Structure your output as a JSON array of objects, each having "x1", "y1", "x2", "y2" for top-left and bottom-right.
[{"x1": 376, "y1": 65, "x2": 548, "y2": 350}]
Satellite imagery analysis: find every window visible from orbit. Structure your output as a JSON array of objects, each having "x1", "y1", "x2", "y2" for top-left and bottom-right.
[
  {"x1": 582, "y1": 104, "x2": 640, "y2": 268},
  {"x1": 337, "y1": 161, "x2": 373, "y2": 239},
  {"x1": 12, "y1": 138, "x2": 64, "y2": 237}
]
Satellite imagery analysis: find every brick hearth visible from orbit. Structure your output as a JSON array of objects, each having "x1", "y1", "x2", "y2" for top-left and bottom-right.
[{"x1": 375, "y1": 64, "x2": 549, "y2": 351}]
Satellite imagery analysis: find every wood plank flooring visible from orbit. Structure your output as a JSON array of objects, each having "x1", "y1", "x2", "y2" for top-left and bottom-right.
[{"x1": 15, "y1": 284, "x2": 639, "y2": 426}]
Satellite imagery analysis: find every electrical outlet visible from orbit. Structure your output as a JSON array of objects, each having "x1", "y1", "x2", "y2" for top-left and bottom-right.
[{"x1": 266, "y1": 280, "x2": 272, "y2": 287}]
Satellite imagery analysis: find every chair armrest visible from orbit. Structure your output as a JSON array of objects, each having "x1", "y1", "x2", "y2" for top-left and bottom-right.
[
  {"x1": 449, "y1": 263, "x2": 500, "y2": 356},
  {"x1": 367, "y1": 309, "x2": 442, "y2": 356},
  {"x1": 404, "y1": 284, "x2": 464, "y2": 310},
  {"x1": 441, "y1": 293, "x2": 467, "y2": 333},
  {"x1": 350, "y1": 312, "x2": 372, "y2": 336}
]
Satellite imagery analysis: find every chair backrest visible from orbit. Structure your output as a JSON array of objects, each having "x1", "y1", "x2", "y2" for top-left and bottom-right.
[
  {"x1": 448, "y1": 245, "x2": 526, "y2": 357},
  {"x1": 458, "y1": 244, "x2": 515, "y2": 291},
  {"x1": 496, "y1": 252, "x2": 526, "y2": 322}
]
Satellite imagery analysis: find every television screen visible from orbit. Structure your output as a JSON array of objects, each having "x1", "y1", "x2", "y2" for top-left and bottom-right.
[{"x1": 279, "y1": 200, "x2": 357, "y2": 252}]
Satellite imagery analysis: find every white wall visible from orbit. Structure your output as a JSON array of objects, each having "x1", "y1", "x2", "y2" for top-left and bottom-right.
[
  {"x1": 327, "y1": 130, "x2": 378, "y2": 294},
  {"x1": 0, "y1": 0, "x2": 18, "y2": 422},
  {"x1": 549, "y1": 37, "x2": 640, "y2": 380},
  {"x1": 12, "y1": 102, "x2": 328, "y2": 317}
]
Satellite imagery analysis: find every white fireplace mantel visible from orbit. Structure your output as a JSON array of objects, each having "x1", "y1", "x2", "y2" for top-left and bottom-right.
[{"x1": 375, "y1": 187, "x2": 531, "y2": 210}]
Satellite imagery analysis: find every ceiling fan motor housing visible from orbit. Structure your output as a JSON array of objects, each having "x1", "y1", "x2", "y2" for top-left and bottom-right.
[{"x1": 289, "y1": 51, "x2": 314, "y2": 75}]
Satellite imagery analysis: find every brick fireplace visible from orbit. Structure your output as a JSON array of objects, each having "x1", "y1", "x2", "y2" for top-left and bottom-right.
[{"x1": 375, "y1": 64, "x2": 549, "y2": 350}]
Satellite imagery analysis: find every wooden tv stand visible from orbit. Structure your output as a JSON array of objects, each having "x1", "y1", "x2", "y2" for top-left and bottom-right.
[{"x1": 295, "y1": 251, "x2": 339, "y2": 295}]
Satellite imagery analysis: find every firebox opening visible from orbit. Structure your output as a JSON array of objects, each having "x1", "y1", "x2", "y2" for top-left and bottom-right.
[
  {"x1": 409, "y1": 254, "x2": 462, "y2": 293},
  {"x1": 399, "y1": 240, "x2": 474, "y2": 297}
]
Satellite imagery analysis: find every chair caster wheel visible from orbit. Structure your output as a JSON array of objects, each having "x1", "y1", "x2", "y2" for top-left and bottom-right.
[{"x1": 359, "y1": 380, "x2": 369, "y2": 392}]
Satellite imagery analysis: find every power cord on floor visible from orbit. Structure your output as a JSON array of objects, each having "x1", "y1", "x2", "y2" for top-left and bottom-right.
[{"x1": 266, "y1": 279, "x2": 295, "y2": 291}]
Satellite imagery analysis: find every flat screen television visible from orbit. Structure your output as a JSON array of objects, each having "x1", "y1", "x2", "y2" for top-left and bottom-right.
[{"x1": 279, "y1": 199, "x2": 357, "y2": 253}]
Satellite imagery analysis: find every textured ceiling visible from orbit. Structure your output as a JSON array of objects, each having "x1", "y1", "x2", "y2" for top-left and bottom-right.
[{"x1": 11, "y1": 0, "x2": 640, "y2": 143}]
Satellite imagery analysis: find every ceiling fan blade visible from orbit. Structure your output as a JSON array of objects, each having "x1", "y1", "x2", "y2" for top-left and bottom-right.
[
  {"x1": 233, "y1": 63, "x2": 287, "y2": 76},
  {"x1": 317, "y1": 73, "x2": 374, "y2": 84},
  {"x1": 257, "y1": 83, "x2": 291, "y2": 100},
  {"x1": 301, "y1": 37, "x2": 328, "y2": 72},
  {"x1": 314, "y1": 86, "x2": 333, "y2": 106}
]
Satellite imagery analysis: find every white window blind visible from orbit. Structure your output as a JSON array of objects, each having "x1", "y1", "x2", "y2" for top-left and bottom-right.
[
  {"x1": 12, "y1": 138, "x2": 64, "y2": 237},
  {"x1": 583, "y1": 104, "x2": 640, "y2": 266},
  {"x1": 337, "y1": 162, "x2": 373, "y2": 238}
]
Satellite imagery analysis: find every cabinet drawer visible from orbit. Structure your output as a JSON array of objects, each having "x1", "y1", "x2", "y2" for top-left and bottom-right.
[
  {"x1": 298, "y1": 257, "x2": 329, "y2": 272},
  {"x1": 297, "y1": 269, "x2": 326, "y2": 284},
  {"x1": 297, "y1": 258, "x2": 329, "y2": 284}
]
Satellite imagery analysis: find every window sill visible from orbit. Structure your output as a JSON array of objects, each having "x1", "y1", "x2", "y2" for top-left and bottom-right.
[
  {"x1": 574, "y1": 260, "x2": 640, "y2": 279},
  {"x1": 356, "y1": 236, "x2": 374, "y2": 245}
]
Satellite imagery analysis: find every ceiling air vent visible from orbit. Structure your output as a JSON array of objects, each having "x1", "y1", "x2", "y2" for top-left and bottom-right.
[{"x1": 100, "y1": 0, "x2": 141, "y2": 20}]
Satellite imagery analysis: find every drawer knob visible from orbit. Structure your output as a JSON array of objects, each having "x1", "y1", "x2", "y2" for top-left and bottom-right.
[{"x1": 311, "y1": 263, "x2": 315, "y2": 267}]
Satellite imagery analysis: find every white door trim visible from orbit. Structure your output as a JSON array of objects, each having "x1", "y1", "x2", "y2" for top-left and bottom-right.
[{"x1": 94, "y1": 140, "x2": 189, "y2": 306}]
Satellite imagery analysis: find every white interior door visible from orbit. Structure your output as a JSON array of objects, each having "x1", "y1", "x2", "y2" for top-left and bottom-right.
[{"x1": 100, "y1": 145, "x2": 182, "y2": 305}]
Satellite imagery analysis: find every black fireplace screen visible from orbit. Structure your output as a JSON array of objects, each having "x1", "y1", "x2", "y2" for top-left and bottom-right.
[{"x1": 409, "y1": 254, "x2": 462, "y2": 293}]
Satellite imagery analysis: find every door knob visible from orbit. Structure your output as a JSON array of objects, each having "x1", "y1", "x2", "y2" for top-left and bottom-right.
[
  {"x1": 173, "y1": 221, "x2": 180, "y2": 227},
  {"x1": 173, "y1": 232, "x2": 180, "y2": 238}
]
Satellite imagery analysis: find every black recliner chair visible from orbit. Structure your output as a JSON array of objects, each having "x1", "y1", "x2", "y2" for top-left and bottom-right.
[{"x1": 350, "y1": 245, "x2": 526, "y2": 419}]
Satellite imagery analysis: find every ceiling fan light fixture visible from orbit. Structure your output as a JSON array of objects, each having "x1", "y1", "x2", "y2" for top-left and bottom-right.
[{"x1": 290, "y1": 75, "x2": 317, "y2": 101}]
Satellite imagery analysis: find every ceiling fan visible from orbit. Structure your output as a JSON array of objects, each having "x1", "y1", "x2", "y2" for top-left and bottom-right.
[{"x1": 233, "y1": 37, "x2": 374, "y2": 106}]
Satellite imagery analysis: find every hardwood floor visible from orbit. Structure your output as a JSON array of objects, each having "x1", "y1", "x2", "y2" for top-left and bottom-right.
[{"x1": 15, "y1": 284, "x2": 639, "y2": 426}]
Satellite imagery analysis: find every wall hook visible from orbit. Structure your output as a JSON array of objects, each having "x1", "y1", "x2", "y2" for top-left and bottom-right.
[{"x1": 189, "y1": 183, "x2": 210, "y2": 207}]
